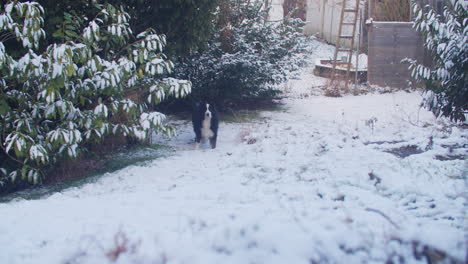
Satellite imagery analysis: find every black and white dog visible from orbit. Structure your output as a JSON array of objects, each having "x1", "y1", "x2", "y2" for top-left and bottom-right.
[{"x1": 192, "y1": 102, "x2": 219, "y2": 149}]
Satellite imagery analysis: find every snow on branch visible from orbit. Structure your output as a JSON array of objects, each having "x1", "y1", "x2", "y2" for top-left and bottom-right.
[{"x1": 0, "y1": 1, "x2": 191, "y2": 186}]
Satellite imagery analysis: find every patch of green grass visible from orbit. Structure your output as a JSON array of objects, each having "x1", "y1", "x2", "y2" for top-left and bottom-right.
[
  {"x1": 0, "y1": 144, "x2": 173, "y2": 203},
  {"x1": 222, "y1": 103, "x2": 286, "y2": 123},
  {"x1": 165, "y1": 100, "x2": 286, "y2": 124}
]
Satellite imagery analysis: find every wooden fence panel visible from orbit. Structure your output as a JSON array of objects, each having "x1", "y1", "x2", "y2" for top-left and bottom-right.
[{"x1": 368, "y1": 22, "x2": 425, "y2": 88}]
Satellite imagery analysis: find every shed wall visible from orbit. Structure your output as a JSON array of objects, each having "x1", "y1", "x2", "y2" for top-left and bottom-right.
[{"x1": 367, "y1": 22, "x2": 425, "y2": 88}]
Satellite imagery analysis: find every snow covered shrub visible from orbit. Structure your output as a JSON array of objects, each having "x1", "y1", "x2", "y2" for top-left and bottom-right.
[
  {"x1": 0, "y1": 1, "x2": 190, "y2": 187},
  {"x1": 175, "y1": 0, "x2": 308, "y2": 106},
  {"x1": 406, "y1": 0, "x2": 467, "y2": 122}
]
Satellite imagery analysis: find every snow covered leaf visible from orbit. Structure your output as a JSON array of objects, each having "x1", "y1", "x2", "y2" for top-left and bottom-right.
[
  {"x1": 94, "y1": 103, "x2": 109, "y2": 118},
  {"x1": 139, "y1": 112, "x2": 166, "y2": 131},
  {"x1": 4, "y1": 132, "x2": 34, "y2": 158},
  {"x1": 29, "y1": 144, "x2": 48, "y2": 164},
  {"x1": 408, "y1": 0, "x2": 467, "y2": 122}
]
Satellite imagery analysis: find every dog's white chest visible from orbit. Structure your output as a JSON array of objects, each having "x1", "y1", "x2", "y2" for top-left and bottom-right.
[{"x1": 201, "y1": 118, "x2": 214, "y2": 138}]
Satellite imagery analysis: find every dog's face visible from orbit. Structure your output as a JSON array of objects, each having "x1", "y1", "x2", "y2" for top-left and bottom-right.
[{"x1": 204, "y1": 103, "x2": 213, "y2": 119}]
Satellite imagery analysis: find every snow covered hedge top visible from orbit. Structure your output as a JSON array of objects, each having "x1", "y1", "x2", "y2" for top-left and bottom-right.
[
  {"x1": 0, "y1": 1, "x2": 191, "y2": 186},
  {"x1": 175, "y1": 0, "x2": 309, "y2": 104}
]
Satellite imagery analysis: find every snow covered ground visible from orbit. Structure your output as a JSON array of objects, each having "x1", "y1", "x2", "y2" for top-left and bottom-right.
[{"x1": 0, "y1": 38, "x2": 466, "y2": 264}]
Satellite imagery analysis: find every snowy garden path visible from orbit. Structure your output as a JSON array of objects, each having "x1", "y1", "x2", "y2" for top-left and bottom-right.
[{"x1": 0, "y1": 40, "x2": 466, "y2": 264}]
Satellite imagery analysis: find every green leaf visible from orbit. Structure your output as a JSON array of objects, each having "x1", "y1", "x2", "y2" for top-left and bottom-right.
[
  {"x1": 52, "y1": 29, "x2": 64, "y2": 39},
  {"x1": 14, "y1": 138, "x2": 26, "y2": 157},
  {"x1": 65, "y1": 30, "x2": 79, "y2": 39},
  {"x1": 21, "y1": 166, "x2": 28, "y2": 180},
  {"x1": 33, "y1": 172, "x2": 39, "y2": 184},
  {"x1": 66, "y1": 64, "x2": 76, "y2": 77},
  {"x1": 64, "y1": 12, "x2": 73, "y2": 19},
  {"x1": 65, "y1": 24, "x2": 76, "y2": 31},
  {"x1": 0, "y1": 99, "x2": 10, "y2": 116}
]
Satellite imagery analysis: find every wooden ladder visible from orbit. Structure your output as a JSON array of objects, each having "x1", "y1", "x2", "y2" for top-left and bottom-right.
[{"x1": 330, "y1": 0, "x2": 361, "y2": 92}]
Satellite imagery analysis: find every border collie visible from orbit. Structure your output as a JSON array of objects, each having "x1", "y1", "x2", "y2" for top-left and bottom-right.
[{"x1": 192, "y1": 102, "x2": 219, "y2": 149}]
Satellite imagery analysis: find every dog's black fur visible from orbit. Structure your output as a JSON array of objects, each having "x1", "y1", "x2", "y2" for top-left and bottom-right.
[{"x1": 192, "y1": 102, "x2": 219, "y2": 149}]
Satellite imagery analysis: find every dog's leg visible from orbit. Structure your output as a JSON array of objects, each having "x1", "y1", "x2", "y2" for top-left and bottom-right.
[
  {"x1": 195, "y1": 136, "x2": 201, "y2": 150},
  {"x1": 209, "y1": 136, "x2": 217, "y2": 149}
]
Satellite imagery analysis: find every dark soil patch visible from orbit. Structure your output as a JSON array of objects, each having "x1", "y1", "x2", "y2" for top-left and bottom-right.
[
  {"x1": 441, "y1": 143, "x2": 468, "y2": 149},
  {"x1": 434, "y1": 154, "x2": 466, "y2": 161},
  {"x1": 384, "y1": 145, "x2": 424, "y2": 158},
  {"x1": 364, "y1": 140, "x2": 405, "y2": 146}
]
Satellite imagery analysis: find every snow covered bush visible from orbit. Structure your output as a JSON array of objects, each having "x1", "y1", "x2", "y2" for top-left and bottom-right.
[
  {"x1": 175, "y1": 0, "x2": 308, "y2": 106},
  {"x1": 406, "y1": 0, "x2": 467, "y2": 122},
  {"x1": 0, "y1": 1, "x2": 190, "y2": 187}
]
